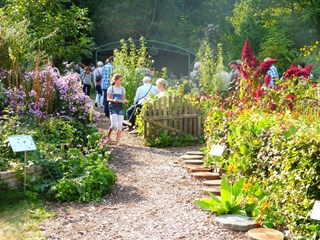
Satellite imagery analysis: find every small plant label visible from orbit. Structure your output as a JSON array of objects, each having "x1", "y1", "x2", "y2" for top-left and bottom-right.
[
  {"x1": 310, "y1": 200, "x2": 320, "y2": 221},
  {"x1": 209, "y1": 144, "x2": 225, "y2": 157},
  {"x1": 8, "y1": 135, "x2": 37, "y2": 152}
]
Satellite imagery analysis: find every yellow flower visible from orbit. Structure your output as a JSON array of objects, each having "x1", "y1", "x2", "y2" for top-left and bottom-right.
[
  {"x1": 243, "y1": 183, "x2": 251, "y2": 190},
  {"x1": 316, "y1": 41, "x2": 319, "y2": 45},
  {"x1": 253, "y1": 139, "x2": 259, "y2": 145}
]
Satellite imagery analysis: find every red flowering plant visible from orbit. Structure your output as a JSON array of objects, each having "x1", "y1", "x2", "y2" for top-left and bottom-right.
[
  {"x1": 232, "y1": 40, "x2": 277, "y2": 110},
  {"x1": 228, "y1": 39, "x2": 315, "y2": 113},
  {"x1": 283, "y1": 63, "x2": 313, "y2": 80}
]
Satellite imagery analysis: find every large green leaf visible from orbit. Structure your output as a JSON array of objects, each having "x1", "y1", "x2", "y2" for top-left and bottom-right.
[
  {"x1": 284, "y1": 126, "x2": 297, "y2": 139},
  {"x1": 240, "y1": 143, "x2": 249, "y2": 156},
  {"x1": 220, "y1": 177, "x2": 232, "y2": 208},
  {"x1": 233, "y1": 177, "x2": 245, "y2": 198},
  {"x1": 208, "y1": 191, "x2": 222, "y2": 204},
  {"x1": 195, "y1": 199, "x2": 218, "y2": 211}
]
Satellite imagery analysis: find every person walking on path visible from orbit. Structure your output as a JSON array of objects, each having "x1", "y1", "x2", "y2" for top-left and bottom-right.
[
  {"x1": 82, "y1": 66, "x2": 94, "y2": 96},
  {"x1": 93, "y1": 61, "x2": 104, "y2": 107},
  {"x1": 106, "y1": 73, "x2": 129, "y2": 145},
  {"x1": 102, "y1": 56, "x2": 114, "y2": 117}
]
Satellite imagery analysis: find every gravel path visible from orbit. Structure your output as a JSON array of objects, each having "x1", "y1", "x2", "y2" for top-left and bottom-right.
[{"x1": 41, "y1": 113, "x2": 250, "y2": 240}]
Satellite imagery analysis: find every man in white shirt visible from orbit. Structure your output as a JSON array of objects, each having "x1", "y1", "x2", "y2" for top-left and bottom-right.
[{"x1": 124, "y1": 76, "x2": 158, "y2": 128}]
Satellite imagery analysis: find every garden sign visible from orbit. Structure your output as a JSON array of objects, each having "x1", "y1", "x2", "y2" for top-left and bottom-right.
[{"x1": 8, "y1": 135, "x2": 37, "y2": 192}]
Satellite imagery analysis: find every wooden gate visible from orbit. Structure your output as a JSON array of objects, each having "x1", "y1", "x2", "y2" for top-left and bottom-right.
[{"x1": 143, "y1": 96, "x2": 202, "y2": 142}]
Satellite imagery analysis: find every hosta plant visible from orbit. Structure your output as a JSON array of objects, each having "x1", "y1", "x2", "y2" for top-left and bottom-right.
[{"x1": 195, "y1": 177, "x2": 246, "y2": 215}]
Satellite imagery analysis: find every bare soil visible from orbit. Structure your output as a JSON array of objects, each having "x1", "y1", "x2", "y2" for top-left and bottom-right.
[{"x1": 41, "y1": 109, "x2": 250, "y2": 240}]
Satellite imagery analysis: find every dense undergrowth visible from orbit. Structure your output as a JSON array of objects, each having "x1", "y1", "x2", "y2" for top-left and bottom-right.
[
  {"x1": 195, "y1": 40, "x2": 320, "y2": 239},
  {"x1": 0, "y1": 68, "x2": 116, "y2": 203}
]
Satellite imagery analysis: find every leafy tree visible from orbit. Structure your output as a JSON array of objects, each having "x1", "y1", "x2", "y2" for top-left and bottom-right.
[
  {"x1": 228, "y1": 0, "x2": 319, "y2": 69},
  {"x1": 0, "y1": 0, "x2": 95, "y2": 69},
  {"x1": 0, "y1": 16, "x2": 35, "y2": 71},
  {"x1": 259, "y1": 28, "x2": 294, "y2": 73}
]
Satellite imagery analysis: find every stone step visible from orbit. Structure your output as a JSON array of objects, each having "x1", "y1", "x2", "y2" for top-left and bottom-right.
[
  {"x1": 191, "y1": 172, "x2": 220, "y2": 180},
  {"x1": 202, "y1": 179, "x2": 222, "y2": 186},
  {"x1": 180, "y1": 155, "x2": 204, "y2": 160},
  {"x1": 186, "y1": 151, "x2": 204, "y2": 156},
  {"x1": 183, "y1": 160, "x2": 204, "y2": 165},
  {"x1": 214, "y1": 214, "x2": 257, "y2": 232},
  {"x1": 202, "y1": 186, "x2": 221, "y2": 196},
  {"x1": 186, "y1": 165, "x2": 213, "y2": 173},
  {"x1": 247, "y1": 228, "x2": 284, "y2": 240}
]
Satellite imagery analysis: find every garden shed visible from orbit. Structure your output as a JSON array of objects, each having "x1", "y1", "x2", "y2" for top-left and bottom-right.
[{"x1": 95, "y1": 40, "x2": 196, "y2": 78}]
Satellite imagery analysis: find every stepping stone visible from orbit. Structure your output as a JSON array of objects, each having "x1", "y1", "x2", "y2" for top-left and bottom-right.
[
  {"x1": 248, "y1": 228, "x2": 284, "y2": 240},
  {"x1": 180, "y1": 155, "x2": 204, "y2": 160},
  {"x1": 183, "y1": 160, "x2": 204, "y2": 165},
  {"x1": 186, "y1": 151, "x2": 204, "y2": 156},
  {"x1": 186, "y1": 165, "x2": 212, "y2": 173},
  {"x1": 191, "y1": 172, "x2": 220, "y2": 180},
  {"x1": 214, "y1": 214, "x2": 257, "y2": 232},
  {"x1": 203, "y1": 179, "x2": 222, "y2": 186},
  {"x1": 202, "y1": 186, "x2": 220, "y2": 196}
]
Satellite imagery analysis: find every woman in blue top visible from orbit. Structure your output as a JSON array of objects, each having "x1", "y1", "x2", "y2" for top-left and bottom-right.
[{"x1": 106, "y1": 73, "x2": 129, "y2": 145}]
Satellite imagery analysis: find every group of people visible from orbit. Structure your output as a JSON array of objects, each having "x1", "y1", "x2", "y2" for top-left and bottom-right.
[
  {"x1": 84, "y1": 55, "x2": 312, "y2": 146},
  {"x1": 190, "y1": 57, "x2": 312, "y2": 97},
  {"x1": 88, "y1": 56, "x2": 167, "y2": 146}
]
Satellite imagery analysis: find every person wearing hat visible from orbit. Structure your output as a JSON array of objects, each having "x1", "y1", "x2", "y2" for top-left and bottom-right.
[{"x1": 227, "y1": 60, "x2": 241, "y2": 93}]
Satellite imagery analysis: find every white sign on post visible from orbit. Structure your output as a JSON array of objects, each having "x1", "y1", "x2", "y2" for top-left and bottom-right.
[
  {"x1": 8, "y1": 135, "x2": 37, "y2": 152},
  {"x1": 7, "y1": 135, "x2": 37, "y2": 193},
  {"x1": 311, "y1": 201, "x2": 320, "y2": 221},
  {"x1": 209, "y1": 144, "x2": 225, "y2": 157}
]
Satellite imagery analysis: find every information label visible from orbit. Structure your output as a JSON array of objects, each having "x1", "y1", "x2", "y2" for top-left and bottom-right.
[
  {"x1": 8, "y1": 135, "x2": 37, "y2": 152},
  {"x1": 209, "y1": 144, "x2": 225, "y2": 157},
  {"x1": 310, "y1": 200, "x2": 320, "y2": 221}
]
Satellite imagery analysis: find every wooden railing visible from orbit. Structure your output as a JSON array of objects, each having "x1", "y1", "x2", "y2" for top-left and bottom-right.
[{"x1": 143, "y1": 96, "x2": 202, "y2": 143}]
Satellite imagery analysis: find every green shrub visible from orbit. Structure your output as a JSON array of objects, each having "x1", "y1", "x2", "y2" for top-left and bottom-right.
[
  {"x1": 49, "y1": 150, "x2": 116, "y2": 203},
  {"x1": 0, "y1": 115, "x2": 117, "y2": 203},
  {"x1": 195, "y1": 177, "x2": 246, "y2": 215},
  {"x1": 204, "y1": 107, "x2": 320, "y2": 238},
  {"x1": 147, "y1": 130, "x2": 195, "y2": 147}
]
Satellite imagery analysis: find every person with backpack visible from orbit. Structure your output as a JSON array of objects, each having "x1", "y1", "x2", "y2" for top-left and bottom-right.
[
  {"x1": 82, "y1": 67, "x2": 94, "y2": 96},
  {"x1": 123, "y1": 76, "x2": 158, "y2": 130},
  {"x1": 93, "y1": 61, "x2": 104, "y2": 107}
]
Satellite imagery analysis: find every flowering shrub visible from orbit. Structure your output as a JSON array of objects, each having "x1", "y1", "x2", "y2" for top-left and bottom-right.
[
  {"x1": 200, "y1": 39, "x2": 320, "y2": 238},
  {"x1": 299, "y1": 40, "x2": 320, "y2": 79},
  {"x1": 2, "y1": 67, "x2": 100, "y2": 123}
]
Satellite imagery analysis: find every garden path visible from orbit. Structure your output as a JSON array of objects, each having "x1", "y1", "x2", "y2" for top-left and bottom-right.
[{"x1": 41, "y1": 110, "x2": 250, "y2": 240}]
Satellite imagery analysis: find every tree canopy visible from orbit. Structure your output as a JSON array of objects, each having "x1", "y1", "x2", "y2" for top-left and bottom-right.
[
  {"x1": 0, "y1": 0, "x2": 94, "y2": 69},
  {"x1": 0, "y1": 0, "x2": 319, "y2": 70}
]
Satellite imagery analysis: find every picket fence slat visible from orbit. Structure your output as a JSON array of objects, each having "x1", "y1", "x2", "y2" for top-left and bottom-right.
[{"x1": 143, "y1": 96, "x2": 202, "y2": 143}]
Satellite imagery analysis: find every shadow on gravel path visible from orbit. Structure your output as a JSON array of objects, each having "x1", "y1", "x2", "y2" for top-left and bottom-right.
[{"x1": 41, "y1": 108, "x2": 250, "y2": 240}]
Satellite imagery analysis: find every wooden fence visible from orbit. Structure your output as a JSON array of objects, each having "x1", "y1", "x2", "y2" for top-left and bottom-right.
[{"x1": 142, "y1": 96, "x2": 202, "y2": 143}]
